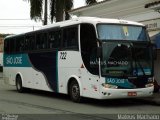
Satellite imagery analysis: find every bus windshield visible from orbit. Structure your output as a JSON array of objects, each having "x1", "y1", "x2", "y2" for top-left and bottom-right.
[
  {"x1": 97, "y1": 24, "x2": 149, "y2": 41},
  {"x1": 101, "y1": 41, "x2": 153, "y2": 77}
]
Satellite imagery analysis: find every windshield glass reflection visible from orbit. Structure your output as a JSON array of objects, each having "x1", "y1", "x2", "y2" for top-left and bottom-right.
[
  {"x1": 101, "y1": 42, "x2": 152, "y2": 77},
  {"x1": 97, "y1": 24, "x2": 149, "y2": 41}
]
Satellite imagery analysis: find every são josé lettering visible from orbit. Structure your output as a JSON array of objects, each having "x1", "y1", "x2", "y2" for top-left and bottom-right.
[
  {"x1": 6, "y1": 56, "x2": 22, "y2": 65},
  {"x1": 106, "y1": 78, "x2": 126, "y2": 84}
]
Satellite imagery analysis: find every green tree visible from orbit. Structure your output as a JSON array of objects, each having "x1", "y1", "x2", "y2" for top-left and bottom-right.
[{"x1": 25, "y1": 0, "x2": 97, "y2": 25}]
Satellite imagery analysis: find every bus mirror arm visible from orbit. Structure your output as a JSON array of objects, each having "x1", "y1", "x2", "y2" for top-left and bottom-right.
[
  {"x1": 151, "y1": 43, "x2": 157, "y2": 60},
  {"x1": 97, "y1": 47, "x2": 102, "y2": 58},
  {"x1": 153, "y1": 48, "x2": 157, "y2": 60}
]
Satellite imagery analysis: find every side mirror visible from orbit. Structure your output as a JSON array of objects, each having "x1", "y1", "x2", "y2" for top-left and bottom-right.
[
  {"x1": 97, "y1": 46, "x2": 102, "y2": 58},
  {"x1": 151, "y1": 43, "x2": 157, "y2": 60},
  {"x1": 153, "y1": 48, "x2": 157, "y2": 60}
]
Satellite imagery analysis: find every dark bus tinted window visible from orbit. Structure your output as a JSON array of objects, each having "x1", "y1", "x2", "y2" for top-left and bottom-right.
[
  {"x1": 48, "y1": 30, "x2": 61, "y2": 49},
  {"x1": 62, "y1": 26, "x2": 78, "y2": 49},
  {"x1": 36, "y1": 33, "x2": 48, "y2": 50},
  {"x1": 15, "y1": 36, "x2": 24, "y2": 52},
  {"x1": 4, "y1": 26, "x2": 78, "y2": 53},
  {"x1": 4, "y1": 39, "x2": 10, "y2": 53},
  {"x1": 4, "y1": 38, "x2": 16, "y2": 53},
  {"x1": 25, "y1": 34, "x2": 35, "y2": 51}
]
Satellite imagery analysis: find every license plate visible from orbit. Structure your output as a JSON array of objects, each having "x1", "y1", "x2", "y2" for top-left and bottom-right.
[{"x1": 128, "y1": 92, "x2": 137, "y2": 96}]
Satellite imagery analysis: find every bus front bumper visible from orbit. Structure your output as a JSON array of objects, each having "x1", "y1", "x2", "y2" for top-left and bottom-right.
[{"x1": 99, "y1": 86, "x2": 154, "y2": 99}]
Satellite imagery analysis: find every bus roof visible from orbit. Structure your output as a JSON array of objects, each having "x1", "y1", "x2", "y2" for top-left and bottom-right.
[
  {"x1": 4, "y1": 33, "x2": 25, "y2": 40},
  {"x1": 5, "y1": 17, "x2": 145, "y2": 39},
  {"x1": 42, "y1": 17, "x2": 144, "y2": 29}
]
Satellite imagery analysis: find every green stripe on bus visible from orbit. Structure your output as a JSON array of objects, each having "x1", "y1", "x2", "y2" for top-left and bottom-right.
[
  {"x1": 56, "y1": 50, "x2": 59, "y2": 93},
  {"x1": 3, "y1": 54, "x2": 31, "y2": 67}
]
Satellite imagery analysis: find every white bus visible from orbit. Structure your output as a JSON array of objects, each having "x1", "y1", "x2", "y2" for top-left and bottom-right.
[{"x1": 3, "y1": 17, "x2": 155, "y2": 102}]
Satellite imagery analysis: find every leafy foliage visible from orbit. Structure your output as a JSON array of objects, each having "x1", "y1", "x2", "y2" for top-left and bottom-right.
[
  {"x1": 25, "y1": 0, "x2": 98, "y2": 24},
  {"x1": 30, "y1": 0, "x2": 43, "y2": 21}
]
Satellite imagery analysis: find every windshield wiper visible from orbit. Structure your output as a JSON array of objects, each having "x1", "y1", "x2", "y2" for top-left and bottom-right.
[
  {"x1": 133, "y1": 48, "x2": 145, "y2": 76},
  {"x1": 135, "y1": 59, "x2": 145, "y2": 76}
]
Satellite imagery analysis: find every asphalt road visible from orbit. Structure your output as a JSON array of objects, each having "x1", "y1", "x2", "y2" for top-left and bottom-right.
[{"x1": 0, "y1": 77, "x2": 160, "y2": 120}]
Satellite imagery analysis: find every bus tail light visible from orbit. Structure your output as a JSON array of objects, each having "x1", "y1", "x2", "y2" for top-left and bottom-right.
[{"x1": 102, "y1": 83, "x2": 118, "y2": 89}]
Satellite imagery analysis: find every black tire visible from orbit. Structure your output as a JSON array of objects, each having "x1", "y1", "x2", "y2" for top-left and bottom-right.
[
  {"x1": 154, "y1": 80, "x2": 160, "y2": 93},
  {"x1": 69, "y1": 80, "x2": 81, "y2": 102},
  {"x1": 16, "y1": 75, "x2": 25, "y2": 93}
]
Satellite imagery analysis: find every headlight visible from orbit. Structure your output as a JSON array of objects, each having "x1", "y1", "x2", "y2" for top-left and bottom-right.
[
  {"x1": 102, "y1": 83, "x2": 118, "y2": 89},
  {"x1": 148, "y1": 77, "x2": 154, "y2": 83}
]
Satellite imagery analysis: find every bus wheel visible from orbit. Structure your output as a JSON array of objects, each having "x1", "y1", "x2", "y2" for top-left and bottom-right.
[
  {"x1": 69, "y1": 80, "x2": 81, "y2": 102},
  {"x1": 16, "y1": 76, "x2": 25, "y2": 93}
]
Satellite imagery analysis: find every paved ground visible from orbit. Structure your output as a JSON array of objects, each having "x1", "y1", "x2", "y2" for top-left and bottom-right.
[
  {"x1": 0, "y1": 77, "x2": 160, "y2": 120},
  {"x1": 136, "y1": 91, "x2": 160, "y2": 106}
]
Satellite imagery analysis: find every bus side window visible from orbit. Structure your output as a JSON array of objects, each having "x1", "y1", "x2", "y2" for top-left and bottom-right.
[
  {"x1": 29, "y1": 35, "x2": 36, "y2": 50},
  {"x1": 48, "y1": 33, "x2": 54, "y2": 48},
  {"x1": 36, "y1": 32, "x2": 48, "y2": 50},
  {"x1": 24, "y1": 38, "x2": 29, "y2": 51},
  {"x1": 25, "y1": 34, "x2": 35, "y2": 51},
  {"x1": 62, "y1": 26, "x2": 78, "y2": 50},
  {"x1": 15, "y1": 37, "x2": 23, "y2": 52},
  {"x1": 20, "y1": 38, "x2": 25, "y2": 52},
  {"x1": 9, "y1": 38, "x2": 16, "y2": 53},
  {"x1": 4, "y1": 39, "x2": 10, "y2": 53},
  {"x1": 36, "y1": 34, "x2": 41, "y2": 49},
  {"x1": 48, "y1": 30, "x2": 61, "y2": 49},
  {"x1": 41, "y1": 33, "x2": 48, "y2": 49}
]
